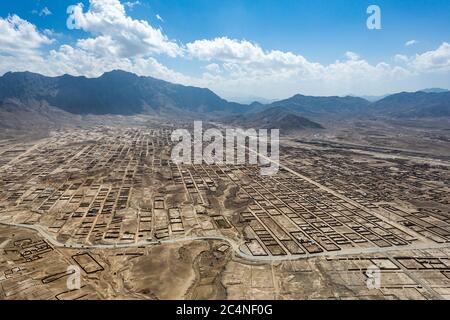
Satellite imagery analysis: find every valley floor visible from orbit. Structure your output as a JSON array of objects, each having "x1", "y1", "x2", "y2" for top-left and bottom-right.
[{"x1": 0, "y1": 119, "x2": 449, "y2": 300}]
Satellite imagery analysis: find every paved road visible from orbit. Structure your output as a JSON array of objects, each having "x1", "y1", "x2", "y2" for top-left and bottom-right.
[
  {"x1": 386, "y1": 253, "x2": 444, "y2": 300},
  {"x1": 2, "y1": 221, "x2": 450, "y2": 263}
]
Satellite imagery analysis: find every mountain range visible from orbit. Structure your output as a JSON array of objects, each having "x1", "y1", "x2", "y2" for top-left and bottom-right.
[
  {"x1": 264, "y1": 94, "x2": 371, "y2": 118},
  {"x1": 371, "y1": 91, "x2": 450, "y2": 118},
  {"x1": 0, "y1": 70, "x2": 245, "y2": 116},
  {"x1": 0, "y1": 70, "x2": 449, "y2": 132},
  {"x1": 225, "y1": 106, "x2": 324, "y2": 132}
]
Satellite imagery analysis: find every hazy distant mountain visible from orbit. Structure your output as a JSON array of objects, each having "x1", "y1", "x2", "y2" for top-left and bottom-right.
[
  {"x1": 359, "y1": 94, "x2": 389, "y2": 102},
  {"x1": 358, "y1": 89, "x2": 448, "y2": 102},
  {"x1": 228, "y1": 96, "x2": 277, "y2": 105},
  {"x1": 226, "y1": 106, "x2": 323, "y2": 132},
  {"x1": 1, "y1": 70, "x2": 449, "y2": 130},
  {"x1": 372, "y1": 91, "x2": 450, "y2": 118},
  {"x1": 0, "y1": 70, "x2": 246, "y2": 116},
  {"x1": 266, "y1": 94, "x2": 371, "y2": 118},
  {"x1": 418, "y1": 88, "x2": 449, "y2": 93}
]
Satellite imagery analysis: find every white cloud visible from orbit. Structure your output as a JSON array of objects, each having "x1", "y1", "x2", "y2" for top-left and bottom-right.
[
  {"x1": 405, "y1": 39, "x2": 418, "y2": 47},
  {"x1": 156, "y1": 14, "x2": 164, "y2": 22},
  {"x1": 40, "y1": 7, "x2": 52, "y2": 17},
  {"x1": 186, "y1": 37, "x2": 323, "y2": 82},
  {"x1": 43, "y1": 28, "x2": 63, "y2": 38},
  {"x1": 124, "y1": 1, "x2": 141, "y2": 10},
  {"x1": 187, "y1": 37, "x2": 272, "y2": 63},
  {"x1": 205, "y1": 63, "x2": 221, "y2": 74},
  {"x1": 32, "y1": 7, "x2": 52, "y2": 17},
  {"x1": 394, "y1": 54, "x2": 409, "y2": 63},
  {"x1": 345, "y1": 51, "x2": 360, "y2": 61},
  {"x1": 199, "y1": 54, "x2": 411, "y2": 99},
  {"x1": 0, "y1": 8, "x2": 448, "y2": 100},
  {"x1": 187, "y1": 37, "x2": 411, "y2": 97},
  {"x1": 0, "y1": 15, "x2": 53, "y2": 57},
  {"x1": 408, "y1": 42, "x2": 450, "y2": 72},
  {"x1": 67, "y1": 0, "x2": 181, "y2": 58}
]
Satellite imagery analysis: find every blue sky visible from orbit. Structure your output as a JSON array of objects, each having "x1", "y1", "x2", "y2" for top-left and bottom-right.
[{"x1": 0, "y1": 0, "x2": 449, "y2": 100}]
